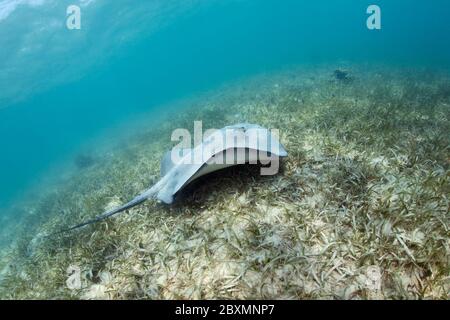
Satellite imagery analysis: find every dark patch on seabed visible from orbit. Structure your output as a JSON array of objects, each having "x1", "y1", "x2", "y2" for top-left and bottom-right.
[{"x1": 0, "y1": 64, "x2": 449, "y2": 299}]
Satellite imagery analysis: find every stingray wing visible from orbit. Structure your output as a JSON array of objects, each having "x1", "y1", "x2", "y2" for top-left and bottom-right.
[{"x1": 155, "y1": 123, "x2": 287, "y2": 204}]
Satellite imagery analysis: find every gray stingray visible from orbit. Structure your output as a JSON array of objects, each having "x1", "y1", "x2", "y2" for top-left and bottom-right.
[{"x1": 60, "y1": 123, "x2": 287, "y2": 233}]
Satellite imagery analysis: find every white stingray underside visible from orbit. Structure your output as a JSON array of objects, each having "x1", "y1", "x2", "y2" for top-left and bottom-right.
[{"x1": 146, "y1": 123, "x2": 288, "y2": 204}]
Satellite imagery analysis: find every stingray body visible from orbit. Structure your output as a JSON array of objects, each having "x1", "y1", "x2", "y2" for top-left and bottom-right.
[{"x1": 61, "y1": 123, "x2": 287, "y2": 233}]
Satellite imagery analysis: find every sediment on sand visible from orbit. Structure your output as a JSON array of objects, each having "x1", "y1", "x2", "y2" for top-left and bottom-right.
[{"x1": 0, "y1": 64, "x2": 448, "y2": 299}]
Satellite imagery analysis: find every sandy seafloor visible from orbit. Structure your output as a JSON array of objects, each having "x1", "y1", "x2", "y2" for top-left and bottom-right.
[{"x1": 0, "y1": 64, "x2": 449, "y2": 299}]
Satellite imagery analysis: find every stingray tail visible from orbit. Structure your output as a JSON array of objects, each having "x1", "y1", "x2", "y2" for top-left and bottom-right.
[
  {"x1": 50, "y1": 174, "x2": 168, "y2": 236},
  {"x1": 52, "y1": 191, "x2": 156, "y2": 236}
]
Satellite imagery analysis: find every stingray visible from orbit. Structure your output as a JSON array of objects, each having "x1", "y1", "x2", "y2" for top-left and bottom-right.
[{"x1": 59, "y1": 123, "x2": 287, "y2": 233}]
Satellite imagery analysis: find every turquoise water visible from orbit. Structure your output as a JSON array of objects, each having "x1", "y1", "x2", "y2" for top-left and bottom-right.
[{"x1": 0, "y1": 0, "x2": 449, "y2": 211}]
